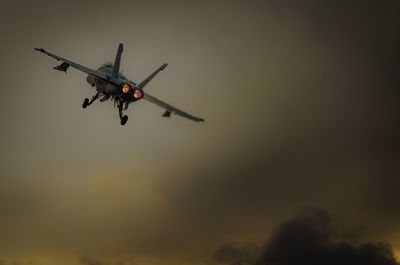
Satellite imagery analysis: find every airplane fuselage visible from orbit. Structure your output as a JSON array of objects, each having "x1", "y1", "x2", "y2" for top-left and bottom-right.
[
  {"x1": 34, "y1": 43, "x2": 204, "y2": 125},
  {"x1": 86, "y1": 64, "x2": 140, "y2": 104}
]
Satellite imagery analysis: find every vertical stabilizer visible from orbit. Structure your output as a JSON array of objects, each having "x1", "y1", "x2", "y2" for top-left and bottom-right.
[
  {"x1": 112, "y1": 43, "x2": 123, "y2": 78},
  {"x1": 138, "y1": 63, "x2": 168, "y2": 89}
]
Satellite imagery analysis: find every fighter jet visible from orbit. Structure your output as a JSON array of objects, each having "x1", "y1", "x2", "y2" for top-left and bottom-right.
[{"x1": 34, "y1": 43, "x2": 204, "y2": 125}]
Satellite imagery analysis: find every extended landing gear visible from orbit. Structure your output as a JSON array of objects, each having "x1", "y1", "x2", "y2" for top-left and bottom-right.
[
  {"x1": 82, "y1": 98, "x2": 89, "y2": 108},
  {"x1": 118, "y1": 100, "x2": 128, "y2": 126},
  {"x1": 82, "y1": 92, "x2": 100, "y2": 109},
  {"x1": 120, "y1": 115, "x2": 128, "y2": 125}
]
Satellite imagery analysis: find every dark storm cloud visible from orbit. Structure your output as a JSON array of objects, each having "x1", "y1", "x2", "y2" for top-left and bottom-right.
[{"x1": 214, "y1": 209, "x2": 399, "y2": 265}]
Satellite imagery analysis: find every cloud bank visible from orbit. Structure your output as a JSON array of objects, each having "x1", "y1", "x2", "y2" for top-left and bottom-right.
[{"x1": 214, "y1": 209, "x2": 399, "y2": 265}]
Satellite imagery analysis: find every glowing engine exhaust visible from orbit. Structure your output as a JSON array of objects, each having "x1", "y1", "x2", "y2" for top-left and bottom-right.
[
  {"x1": 133, "y1": 89, "x2": 143, "y2": 99},
  {"x1": 122, "y1": 84, "x2": 130, "y2": 93},
  {"x1": 122, "y1": 84, "x2": 143, "y2": 99}
]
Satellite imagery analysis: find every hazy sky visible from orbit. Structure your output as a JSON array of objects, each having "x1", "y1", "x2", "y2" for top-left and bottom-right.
[{"x1": 1, "y1": 1, "x2": 400, "y2": 265}]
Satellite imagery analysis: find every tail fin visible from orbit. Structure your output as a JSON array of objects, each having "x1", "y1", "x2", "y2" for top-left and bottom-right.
[
  {"x1": 138, "y1": 63, "x2": 168, "y2": 89},
  {"x1": 112, "y1": 43, "x2": 123, "y2": 78}
]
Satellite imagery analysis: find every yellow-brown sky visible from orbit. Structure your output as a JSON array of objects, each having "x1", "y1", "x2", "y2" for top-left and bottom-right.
[{"x1": 1, "y1": 1, "x2": 400, "y2": 265}]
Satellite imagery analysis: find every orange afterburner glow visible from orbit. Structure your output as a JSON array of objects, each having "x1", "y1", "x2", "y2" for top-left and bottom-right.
[
  {"x1": 134, "y1": 89, "x2": 143, "y2": 99},
  {"x1": 122, "y1": 84, "x2": 130, "y2": 94}
]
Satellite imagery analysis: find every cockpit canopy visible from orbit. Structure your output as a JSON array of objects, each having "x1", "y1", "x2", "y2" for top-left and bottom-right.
[{"x1": 97, "y1": 62, "x2": 113, "y2": 70}]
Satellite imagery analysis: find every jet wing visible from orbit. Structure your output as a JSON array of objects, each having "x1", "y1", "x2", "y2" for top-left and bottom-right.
[
  {"x1": 34, "y1": 48, "x2": 112, "y2": 84},
  {"x1": 143, "y1": 93, "x2": 204, "y2": 122}
]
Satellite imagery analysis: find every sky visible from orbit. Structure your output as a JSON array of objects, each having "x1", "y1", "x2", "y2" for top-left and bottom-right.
[{"x1": 1, "y1": 0, "x2": 400, "y2": 265}]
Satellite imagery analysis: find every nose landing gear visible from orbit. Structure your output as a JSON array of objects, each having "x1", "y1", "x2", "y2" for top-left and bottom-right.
[
  {"x1": 118, "y1": 100, "x2": 129, "y2": 126},
  {"x1": 120, "y1": 115, "x2": 128, "y2": 125}
]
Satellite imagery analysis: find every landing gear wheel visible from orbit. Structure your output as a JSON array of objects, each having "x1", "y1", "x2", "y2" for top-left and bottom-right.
[
  {"x1": 82, "y1": 98, "x2": 89, "y2": 109},
  {"x1": 120, "y1": 115, "x2": 128, "y2": 125}
]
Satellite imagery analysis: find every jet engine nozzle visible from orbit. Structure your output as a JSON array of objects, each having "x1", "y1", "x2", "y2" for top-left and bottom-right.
[
  {"x1": 133, "y1": 89, "x2": 144, "y2": 99},
  {"x1": 122, "y1": 84, "x2": 143, "y2": 99}
]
